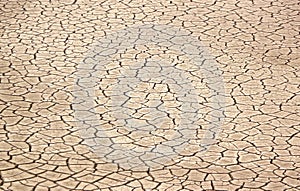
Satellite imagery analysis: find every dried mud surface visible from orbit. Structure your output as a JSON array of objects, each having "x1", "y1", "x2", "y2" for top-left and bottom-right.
[{"x1": 0, "y1": 0, "x2": 299, "y2": 190}]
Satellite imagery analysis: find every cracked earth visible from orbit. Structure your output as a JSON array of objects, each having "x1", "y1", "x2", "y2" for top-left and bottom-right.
[{"x1": 0, "y1": 0, "x2": 300, "y2": 190}]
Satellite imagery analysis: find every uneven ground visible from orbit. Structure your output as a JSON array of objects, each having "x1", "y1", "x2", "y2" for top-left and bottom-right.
[{"x1": 0, "y1": 0, "x2": 300, "y2": 190}]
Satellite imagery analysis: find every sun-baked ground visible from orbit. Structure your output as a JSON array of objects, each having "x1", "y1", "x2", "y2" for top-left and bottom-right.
[{"x1": 0, "y1": 0, "x2": 299, "y2": 190}]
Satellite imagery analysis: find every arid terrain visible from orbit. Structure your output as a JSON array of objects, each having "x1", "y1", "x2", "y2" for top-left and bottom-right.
[{"x1": 0, "y1": 0, "x2": 299, "y2": 190}]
